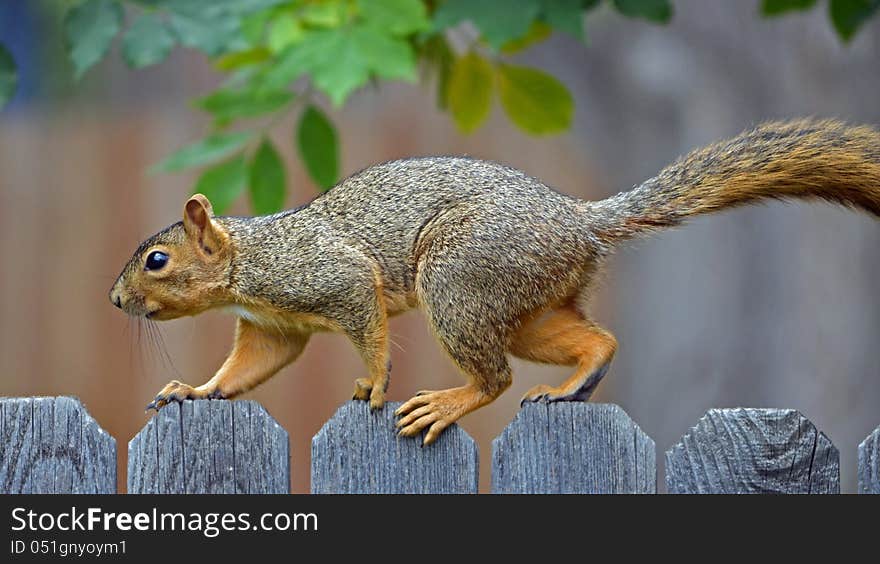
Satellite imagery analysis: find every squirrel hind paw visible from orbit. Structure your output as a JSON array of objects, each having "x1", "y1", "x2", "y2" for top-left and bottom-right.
[
  {"x1": 520, "y1": 363, "x2": 610, "y2": 406},
  {"x1": 520, "y1": 384, "x2": 596, "y2": 406}
]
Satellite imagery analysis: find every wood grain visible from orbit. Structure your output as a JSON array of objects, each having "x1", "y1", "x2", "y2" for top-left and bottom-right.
[
  {"x1": 491, "y1": 402, "x2": 656, "y2": 493},
  {"x1": 311, "y1": 401, "x2": 478, "y2": 493},
  {"x1": 0, "y1": 397, "x2": 116, "y2": 494},
  {"x1": 858, "y1": 426, "x2": 879, "y2": 494},
  {"x1": 665, "y1": 408, "x2": 839, "y2": 493},
  {"x1": 127, "y1": 399, "x2": 289, "y2": 493}
]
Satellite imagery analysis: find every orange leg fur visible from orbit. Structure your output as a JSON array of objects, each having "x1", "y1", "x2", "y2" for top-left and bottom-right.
[
  {"x1": 147, "y1": 318, "x2": 309, "y2": 410},
  {"x1": 511, "y1": 305, "x2": 617, "y2": 403},
  {"x1": 350, "y1": 324, "x2": 390, "y2": 410},
  {"x1": 395, "y1": 383, "x2": 500, "y2": 445},
  {"x1": 350, "y1": 281, "x2": 391, "y2": 410}
]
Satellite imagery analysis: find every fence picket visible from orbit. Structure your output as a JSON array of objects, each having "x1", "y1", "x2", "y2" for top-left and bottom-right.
[
  {"x1": 0, "y1": 397, "x2": 116, "y2": 494},
  {"x1": 311, "y1": 401, "x2": 478, "y2": 493},
  {"x1": 127, "y1": 399, "x2": 288, "y2": 493},
  {"x1": 3, "y1": 397, "x2": 865, "y2": 494},
  {"x1": 858, "y1": 426, "x2": 880, "y2": 494},
  {"x1": 665, "y1": 408, "x2": 839, "y2": 493},
  {"x1": 491, "y1": 403, "x2": 656, "y2": 493}
]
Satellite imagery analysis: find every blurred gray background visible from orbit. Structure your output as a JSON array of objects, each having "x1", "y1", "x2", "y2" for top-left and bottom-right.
[{"x1": 1, "y1": 0, "x2": 878, "y2": 492}]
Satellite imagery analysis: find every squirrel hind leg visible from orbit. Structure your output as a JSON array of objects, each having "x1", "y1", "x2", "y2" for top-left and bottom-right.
[
  {"x1": 396, "y1": 269, "x2": 516, "y2": 444},
  {"x1": 511, "y1": 305, "x2": 618, "y2": 404},
  {"x1": 395, "y1": 319, "x2": 512, "y2": 444}
]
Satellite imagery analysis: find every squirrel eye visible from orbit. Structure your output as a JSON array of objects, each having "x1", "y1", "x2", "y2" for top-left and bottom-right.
[{"x1": 145, "y1": 251, "x2": 169, "y2": 271}]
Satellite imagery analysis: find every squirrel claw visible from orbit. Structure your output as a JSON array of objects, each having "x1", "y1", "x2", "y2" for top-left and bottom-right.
[
  {"x1": 520, "y1": 384, "x2": 558, "y2": 405},
  {"x1": 520, "y1": 395, "x2": 548, "y2": 407},
  {"x1": 147, "y1": 380, "x2": 208, "y2": 412}
]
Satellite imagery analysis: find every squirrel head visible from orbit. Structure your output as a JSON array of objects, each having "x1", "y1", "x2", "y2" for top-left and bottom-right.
[{"x1": 109, "y1": 194, "x2": 234, "y2": 320}]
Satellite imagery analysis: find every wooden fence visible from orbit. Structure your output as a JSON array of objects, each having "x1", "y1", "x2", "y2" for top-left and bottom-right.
[{"x1": 2, "y1": 396, "x2": 879, "y2": 494}]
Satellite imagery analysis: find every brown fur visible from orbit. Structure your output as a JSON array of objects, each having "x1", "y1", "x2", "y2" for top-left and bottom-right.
[
  {"x1": 590, "y1": 119, "x2": 880, "y2": 243},
  {"x1": 111, "y1": 118, "x2": 880, "y2": 445}
]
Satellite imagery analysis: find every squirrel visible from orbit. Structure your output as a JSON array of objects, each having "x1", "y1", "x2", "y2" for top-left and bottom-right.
[{"x1": 110, "y1": 118, "x2": 880, "y2": 445}]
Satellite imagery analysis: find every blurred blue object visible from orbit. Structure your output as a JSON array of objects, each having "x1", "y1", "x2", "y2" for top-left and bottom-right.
[{"x1": 0, "y1": 0, "x2": 40, "y2": 110}]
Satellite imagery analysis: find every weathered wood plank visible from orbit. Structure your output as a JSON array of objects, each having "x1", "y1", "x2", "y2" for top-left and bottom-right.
[
  {"x1": 0, "y1": 397, "x2": 116, "y2": 494},
  {"x1": 311, "y1": 401, "x2": 478, "y2": 493},
  {"x1": 127, "y1": 399, "x2": 288, "y2": 493},
  {"x1": 665, "y1": 408, "x2": 839, "y2": 494},
  {"x1": 858, "y1": 426, "x2": 880, "y2": 494},
  {"x1": 491, "y1": 403, "x2": 655, "y2": 494},
  {"x1": 234, "y1": 401, "x2": 289, "y2": 494}
]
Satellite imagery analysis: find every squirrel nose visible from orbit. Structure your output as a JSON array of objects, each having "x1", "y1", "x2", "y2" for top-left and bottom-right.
[{"x1": 109, "y1": 289, "x2": 123, "y2": 309}]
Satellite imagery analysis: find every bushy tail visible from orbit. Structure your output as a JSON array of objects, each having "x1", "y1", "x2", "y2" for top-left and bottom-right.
[{"x1": 589, "y1": 119, "x2": 880, "y2": 245}]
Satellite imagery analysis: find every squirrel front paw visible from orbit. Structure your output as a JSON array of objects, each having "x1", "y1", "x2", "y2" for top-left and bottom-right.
[
  {"x1": 146, "y1": 380, "x2": 223, "y2": 411},
  {"x1": 352, "y1": 378, "x2": 385, "y2": 410}
]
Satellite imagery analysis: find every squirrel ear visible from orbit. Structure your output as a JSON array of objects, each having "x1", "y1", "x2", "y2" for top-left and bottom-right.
[{"x1": 183, "y1": 194, "x2": 223, "y2": 253}]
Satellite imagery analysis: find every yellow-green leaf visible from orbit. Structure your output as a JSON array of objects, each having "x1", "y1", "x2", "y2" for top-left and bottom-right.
[
  {"x1": 496, "y1": 64, "x2": 573, "y2": 135},
  {"x1": 215, "y1": 47, "x2": 271, "y2": 71},
  {"x1": 268, "y1": 14, "x2": 305, "y2": 54},
  {"x1": 302, "y1": 3, "x2": 343, "y2": 27},
  {"x1": 501, "y1": 21, "x2": 552, "y2": 54},
  {"x1": 446, "y1": 52, "x2": 494, "y2": 133},
  {"x1": 421, "y1": 35, "x2": 454, "y2": 110}
]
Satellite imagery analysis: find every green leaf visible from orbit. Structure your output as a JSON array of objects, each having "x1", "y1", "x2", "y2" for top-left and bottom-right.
[
  {"x1": 268, "y1": 13, "x2": 305, "y2": 54},
  {"x1": 169, "y1": 11, "x2": 244, "y2": 56},
  {"x1": 265, "y1": 26, "x2": 417, "y2": 105},
  {"x1": 151, "y1": 131, "x2": 252, "y2": 173},
  {"x1": 307, "y1": 33, "x2": 371, "y2": 105},
  {"x1": 64, "y1": 0, "x2": 123, "y2": 79},
  {"x1": 161, "y1": 0, "x2": 286, "y2": 19},
  {"x1": 611, "y1": 0, "x2": 673, "y2": 23},
  {"x1": 264, "y1": 31, "x2": 365, "y2": 104},
  {"x1": 358, "y1": 0, "x2": 430, "y2": 35},
  {"x1": 830, "y1": 0, "x2": 880, "y2": 41},
  {"x1": 197, "y1": 88, "x2": 293, "y2": 121},
  {"x1": 297, "y1": 106, "x2": 339, "y2": 191},
  {"x1": 761, "y1": 0, "x2": 818, "y2": 16},
  {"x1": 352, "y1": 26, "x2": 416, "y2": 81},
  {"x1": 538, "y1": 0, "x2": 586, "y2": 39},
  {"x1": 208, "y1": 0, "x2": 289, "y2": 16},
  {"x1": 193, "y1": 155, "x2": 248, "y2": 214},
  {"x1": 301, "y1": 2, "x2": 344, "y2": 27},
  {"x1": 122, "y1": 14, "x2": 176, "y2": 69},
  {"x1": 262, "y1": 31, "x2": 329, "y2": 89},
  {"x1": 0, "y1": 44, "x2": 17, "y2": 109},
  {"x1": 446, "y1": 52, "x2": 494, "y2": 133},
  {"x1": 249, "y1": 139, "x2": 287, "y2": 214},
  {"x1": 239, "y1": 8, "x2": 271, "y2": 45},
  {"x1": 501, "y1": 21, "x2": 552, "y2": 54},
  {"x1": 215, "y1": 47, "x2": 271, "y2": 70},
  {"x1": 496, "y1": 64, "x2": 573, "y2": 134},
  {"x1": 434, "y1": 0, "x2": 541, "y2": 49}
]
